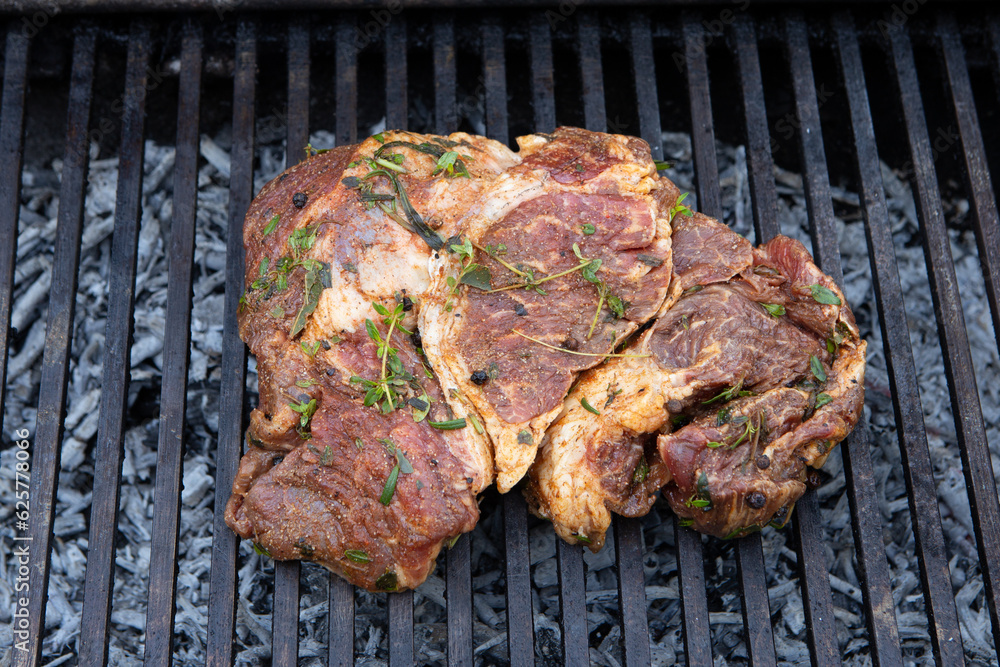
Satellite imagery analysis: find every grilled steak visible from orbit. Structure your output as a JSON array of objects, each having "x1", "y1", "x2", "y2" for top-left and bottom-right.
[
  {"x1": 420, "y1": 127, "x2": 680, "y2": 492},
  {"x1": 225, "y1": 131, "x2": 516, "y2": 590},
  {"x1": 526, "y1": 214, "x2": 865, "y2": 548}
]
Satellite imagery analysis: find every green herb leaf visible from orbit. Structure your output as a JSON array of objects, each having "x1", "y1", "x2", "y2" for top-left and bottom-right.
[
  {"x1": 580, "y1": 397, "x2": 601, "y2": 415},
  {"x1": 300, "y1": 340, "x2": 321, "y2": 357},
  {"x1": 637, "y1": 254, "x2": 663, "y2": 267},
  {"x1": 295, "y1": 379, "x2": 317, "y2": 387},
  {"x1": 810, "y1": 355, "x2": 827, "y2": 383},
  {"x1": 269, "y1": 306, "x2": 285, "y2": 318},
  {"x1": 581, "y1": 223, "x2": 596, "y2": 235},
  {"x1": 678, "y1": 518, "x2": 694, "y2": 528},
  {"x1": 263, "y1": 214, "x2": 279, "y2": 235},
  {"x1": 354, "y1": 437, "x2": 364, "y2": 450},
  {"x1": 428, "y1": 418, "x2": 467, "y2": 430},
  {"x1": 815, "y1": 392, "x2": 833, "y2": 409},
  {"x1": 607, "y1": 294, "x2": 626, "y2": 319},
  {"x1": 632, "y1": 457, "x2": 649, "y2": 485},
  {"x1": 705, "y1": 441, "x2": 726, "y2": 449},
  {"x1": 653, "y1": 159, "x2": 670, "y2": 171},
  {"x1": 252, "y1": 542, "x2": 271, "y2": 558},
  {"x1": 380, "y1": 464, "x2": 401, "y2": 505},
  {"x1": 809, "y1": 284, "x2": 842, "y2": 306},
  {"x1": 517, "y1": 429, "x2": 533, "y2": 446},
  {"x1": 762, "y1": 303, "x2": 786, "y2": 317},
  {"x1": 575, "y1": 534, "x2": 592, "y2": 544},
  {"x1": 320, "y1": 445, "x2": 334, "y2": 466},
  {"x1": 373, "y1": 132, "x2": 386, "y2": 144},
  {"x1": 459, "y1": 265, "x2": 492, "y2": 291},
  {"x1": 289, "y1": 397, "x2": 318, "y2": 429},
  {"x1": 375, "y1": 571, "x2": 398, "y2": 591},
  {"x1": 345, "y1": 549, "x2": 371, "y2": 563}
]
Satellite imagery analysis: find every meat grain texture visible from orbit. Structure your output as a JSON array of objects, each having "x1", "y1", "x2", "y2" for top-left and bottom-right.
[{"x1": 224, "y1": 127, "x2": 865, "y2": 591}]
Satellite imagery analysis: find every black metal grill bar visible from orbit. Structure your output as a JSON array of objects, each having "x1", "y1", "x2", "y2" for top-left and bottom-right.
[
  {"x1": 780, "y1": 14, "x2": 846, "y2": 667},
  {"x1": 78, "y1": 21, "x2": 150, "y2": 666},
  {"x1": 578, "y1": 10, "x2": 605, "y2": 134},
  {"x1": 677, "y1": 16, "x2": 718, "y2": 667},
  {"x1": 271, "y1": 16, "x2": 310, "y2": 667},
  {"x1": 433, "y1": 14, "x2": 456, "y2": 135},
  {"x1": 483, "y1": 17, "x2": 536, "y2": 665},
  {"x1": 0, "y1": 26, "x2": 28, "y2": 441},
  {"x1": 732, "y1": 15, "x2": 779, "y2": 666},
  {"x1": 615, "y1": 14, "x2": 656, "y2": 666},
  {"x1": 529, "y1": 16, "x2": 556, "y2": 133},
  {"x1": 876, "y1": 23, "x2": 969, "y2": 666},
  {"x1": 16, "y1": 25, "x2": 93, "y2": 667},
  {"x1": 144, "y1": 22, "x2": 203, "y2": 667},
  {"x1": 897, "y1": 13, "x2": 1000, "y2": 659},
  {"x1": 328, "y1": 17, "x2": 358, "y2": 667},
  {"x1": 385, "y1": 16, "x2": 416, "y2": 667},
  {"x1": 939, "y1": 17, "x2": 1000, "y2": 353},
  {"x1": 934, "y1": 28, "x2": 1000, "y2": 648},
  {"x1": 206, "y1": 17, "x2": 255, "y2": 667},
  {"x1": 831, "y1": 12, "x2": 908, "y2": 667},
  {"x1": 385, "y1": 16, "x2": 408, "y2": 131},
  {"x1": 336, "y1": 16, "x2": 357, "y2": 147}
]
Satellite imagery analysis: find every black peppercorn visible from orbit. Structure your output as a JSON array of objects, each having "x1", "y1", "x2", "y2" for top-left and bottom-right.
[
  {"x1": 755, "y1": 454, "x2": 770, "y2": 469},
  {"x1": 402, "y1": 296, "x2": 413, "y2": 311},
  {"x1": 746, "y1": 491, "x2": 767, "y2": 509},
  {"x1": 292, "y1": 192, "x2": 308, "y2": 208},
  {"x1": 470, "y1": 370, "x2": 489, "y2": 385}
]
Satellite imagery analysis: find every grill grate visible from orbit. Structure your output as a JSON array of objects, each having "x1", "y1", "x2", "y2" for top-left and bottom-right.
[{"x1": 3, "y1": 6, "x2": 1000, "y2": 666}]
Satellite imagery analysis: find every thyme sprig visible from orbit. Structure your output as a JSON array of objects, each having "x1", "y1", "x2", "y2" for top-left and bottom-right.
[
  {"x1": 512, "y1": 330, "x2": 650, "y2": 359},
  {"x1": 350, "y1": 301, "x2": 417, "y2": 414}
]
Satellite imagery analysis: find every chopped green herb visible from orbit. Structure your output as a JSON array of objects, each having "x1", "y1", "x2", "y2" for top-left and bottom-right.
[
  {"x1": 702, "y1": 379, "x2": 748, "y2": 405},
  {"x1": 683, "y1": 285, "x2": 703, "y2": 296},
  {"x1": 678, "y1": 518, "x2": 694, "y2": 528},
  {"x1": 269, "y1": 306, "x2": 285, "y2": 319},
  {"x1": 810, "y1": 355, "x2": 827, "y2": 383},
  {"x1": 575, "y1": 533, "x2": 592, "y2": 544},
  {"x1": 685, "y1": 498, "x2": 712, "y2": 509},
  {"x1": 633, "y1": 457, "x2": 649, "y2": 485},
  {"x1": 580, "y1": 397, "x2": 601, "y2": 415},
  {"x1": 380, "y1": 464, "x2": 401, "y2": 505},
  {"x1": 345, "y1": 549, "x2": 371, "y2": 563},
  {"x1": 762, "y1": 303, "x2": 786, "y2": 317},
  {"x1": 605, "y1": 384, "x2": 623, "y2": 408},
  {"x1": 289, "y1": 397, "x2": 318, "y2": 430},
  {"x1": 637, "y1": 254, "x2": 664, "y2": 267},
  {"x1": 301, "y1": 340, "x2": 321, "y2": 357},
  {"x1": 373, "y1": 132, "x2": 386, "y2": 144},
  {"x1": 263, "y1": 214, "x2": 279, "y2": 235},
  {"x1": 428, "y1": 418, "x2": 467, "y2": 430},
  {"x1": 432, "y1": 151, "x2": 471, "y2": 178},
  {"x1": 468, "y1": 412, "x2": 484, "y2": 434},
  {"x1": 815, "y1": 392, "x2": 833, "y2": 409},
  {"x1": 259, "y1": 257, "x2": 270, "y2": 276},
  {"x1": 354, "y1": 437, "x2": 365, "y2": 450},
  {"x1": 670, "y1": 192, "x2": 694, "y2": 220},
  {"x1": 375, "y1": 571, "x2": 398, "y2": 591},
  {"x1": 653, "y1": 159, "x2": 670, "y2": 171},
  {"x1": 517, "y1": 430, "x2": 533, "y2": 446},
  {"x1": 705, "y1": 441, "x2": 726, "y2": 449},
  {"x1": 252, "y1": 542, "x2": 271, "y2": 558},
  {"x1": 809, "y1": 284, "x2": 842, "y2": 306},
  {"x1": 320, "y1": 445, "x2": 334, "y2": 466},
  {"x1": 581, "y1": 223, "x2": 596, "y2": 235},
  {"x1": 681, "y1": 314, "x2": 689, "y2": 330},
  {"x1": 296, "y1": 379, "x2": 317, "y2": 388},
  {"x1": 446, "y1": 534, "x2": 461, "y2": 549}
]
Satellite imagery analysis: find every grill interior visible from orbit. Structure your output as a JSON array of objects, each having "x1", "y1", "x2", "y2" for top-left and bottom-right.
[{"x1": 3, "y1": 4, "x2": 1000, "y2": 666}]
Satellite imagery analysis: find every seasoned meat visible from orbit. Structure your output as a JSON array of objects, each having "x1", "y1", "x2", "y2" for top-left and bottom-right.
[
  {"x1": 225, "y1": 131, "x2": 517, "y2": 591},
  {"x1": 526, "y1": 214, "x2": 865, "y2": 548},
  {"x1": 420, "y1": 127, "x2": 680, "y2": 492}
]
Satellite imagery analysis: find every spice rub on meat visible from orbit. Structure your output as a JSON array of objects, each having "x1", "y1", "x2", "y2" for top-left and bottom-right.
[
  {"x1": 420, "y1": 127, "x2": 680, "y2": 492},
  {"x1": 526, "y1": 214, "x2": 865, "y2": 548},
  {"x1": 225, "y1": 131, "x2": 517, "y2": 591}
]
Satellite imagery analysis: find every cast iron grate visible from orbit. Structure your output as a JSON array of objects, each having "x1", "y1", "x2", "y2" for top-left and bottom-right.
[{"x1": 2, "y1": 4, "x2": 999, "y2": 666}]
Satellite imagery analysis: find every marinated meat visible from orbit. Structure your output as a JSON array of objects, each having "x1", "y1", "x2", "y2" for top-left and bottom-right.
[
  {"x1": 526, "y1": 214, "x2": 865, "y2": 548},
  {"x1": 225, "y1": 131, "x2": 517, "y2": 590},
  {"x1": 420, "y1": 128, "x2": 680, "y2": 492}
]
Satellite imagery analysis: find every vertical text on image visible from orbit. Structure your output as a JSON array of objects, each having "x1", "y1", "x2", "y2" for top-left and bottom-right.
[{"x1": 11, "y1": 427, "x2": 33, "y2": 653}]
